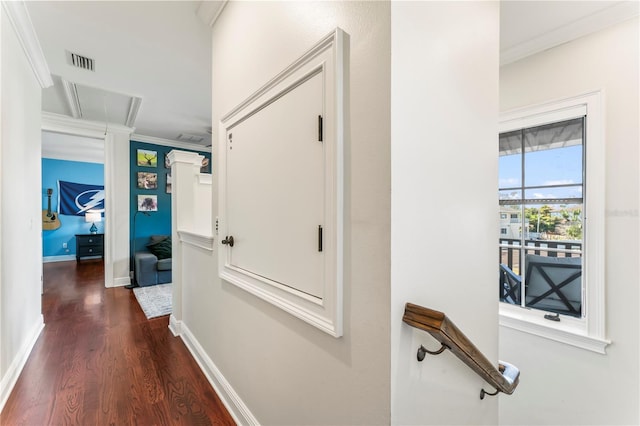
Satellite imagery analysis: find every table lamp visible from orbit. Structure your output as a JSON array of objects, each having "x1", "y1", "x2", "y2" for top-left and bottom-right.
[{"x1": 85, "y1": 211, "x2": 101, "y2": 234}]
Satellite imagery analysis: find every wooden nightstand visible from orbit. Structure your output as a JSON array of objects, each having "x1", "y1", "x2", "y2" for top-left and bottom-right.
[{"x1": 75, "y1": 233, "x2": 104, "y2": 262}]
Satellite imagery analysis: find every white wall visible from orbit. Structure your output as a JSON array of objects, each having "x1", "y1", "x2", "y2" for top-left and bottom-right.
[
  {"x1": 499, "y1": 18, "x2": 639, "y2": 425},
  {"x1": 182, "y1": 2, "x2": 392, "y2": 424},
  {"x1": 0, "y1": 9, "x2": 45, "y2": 410},
  {"x1": 390, "y1": 2, "x2": 500, "y2": 424}
]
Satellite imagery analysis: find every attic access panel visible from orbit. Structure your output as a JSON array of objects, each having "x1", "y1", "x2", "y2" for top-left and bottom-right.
[
  {"x1": 226, "y1": 71, "x2": 324, "y2": 298},
  {"x1": 218, "y1": 29, "x2": 345, "y2": 337}
]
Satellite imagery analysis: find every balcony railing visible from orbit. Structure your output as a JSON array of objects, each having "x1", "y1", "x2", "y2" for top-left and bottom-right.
[{"x1": 499, "y1": 238, "x2": 582, "y2": 275}]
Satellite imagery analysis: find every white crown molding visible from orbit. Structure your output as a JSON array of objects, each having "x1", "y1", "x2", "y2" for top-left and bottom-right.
[
  {"x1": 42, "y1": 112, "x2": 134, "y2": 138},
  {"x1": 2, "y1": 1, "x2": 53, "y2": 88},
  {"x1": 125, "y1": 97, "x2": 143, "y2": 128},
  {"x1": 131, "y1": 133, "x2": 212, "y2": 152},
  {"x1": 196, "y1": 0, "x2": 228, "y2": 27},
  {"x1": 61, "y1": 78, "x2": 82, "y2": 119},
  {"x1": 501, "y1": 1, "x2": 640, "y2": 66}
]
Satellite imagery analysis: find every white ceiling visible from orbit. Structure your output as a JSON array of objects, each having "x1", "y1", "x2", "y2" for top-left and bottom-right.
[
  {"x1": 500, "y1": 1, "x2": 639, "y2": 65},
  {"x1": 29, "y1": 1, "x2": 639, "y2": 153},
  {"x1": 42, "y1": 131, "x2": 104, "y2": 164},
  {"x1": 28, "y1": 1, "x2": 220, "y2": 148}
]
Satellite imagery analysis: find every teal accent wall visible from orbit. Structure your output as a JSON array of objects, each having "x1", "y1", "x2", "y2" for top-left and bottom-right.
[
  {"x1": 42, "y1": 158, "x2": 104, "y2": 257},
  {"x1": 129, "y1": 141, "x2": 211, "y2": 264}
]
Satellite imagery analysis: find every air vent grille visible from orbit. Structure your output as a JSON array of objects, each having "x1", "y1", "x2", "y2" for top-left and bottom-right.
[
  {"x1": 177, "y1": 133, "x2": 205, "y2": 144},
  {"x1": 69, "y1": 52, "x2": 95, "y2": 71}
]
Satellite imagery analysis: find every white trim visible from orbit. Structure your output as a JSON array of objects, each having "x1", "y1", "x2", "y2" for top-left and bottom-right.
[
  {"x1": 131, "y1": 133, "x2": 212, "y2": 153},
  {"x1": 0, "y1": 316, "x2": 44, "y2": 413},
  {"x1": 196, "y1": 0, "x2": 228, "y2": 27},
  {"x1": 499, "y1": 304, "x2": 610, "y2": 354},
  {"x1": 43, "y1": 255, "x2": 76, "y2": 263},
  {"x1": 40, "y1": 113, "x2": 133, "y2": 291},
  {"x1": 500, "y1": 103, "x2": 587, "y2": 132},
  {"x1": 197, "y1": 173, "x2": 212, "y2": 184},
  {"x1": 1, "y1": 1, "x2": 53, "y2": 88},
  {"x1": 168, "y1": 314, "x2": 182, "y2": 336},
  {"x1": 500, "y1": 1, "x2": 640, "y2": 66},
  {"x1": 125, "y1": 97, "x2": 143, "y2": 128},
  {"x1": 178, "y1": 230, "x2": 214, "y2": 251},
  {"x1": 167, "y1": 149, "x2": 203, "y2": 166},
  {"x1": 42, "y1": 112, "x2": 133, "y2": 137},
  {"x1": 111, "y1": 276, "x2": 131, "y2": 288},
  {"x1": 218, "y1": 28, "x2": 345, "y2": 338},
  {"x1": 179, "y1": 322, "x2": 259, "y2": 426},
  {"x1": 61, "y1": 79, "x2": 82, "y2": 119},
  {"x1": 499, "y1": 91, "x2": 608, "y2": 353}
]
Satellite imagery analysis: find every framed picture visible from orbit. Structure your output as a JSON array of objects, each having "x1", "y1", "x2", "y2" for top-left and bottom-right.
[
  {"x1": 137, "y1": 172, "x2": 158, "y2": 189},
  {"x1": 201, "y1": 157, "x2": 210, "y2": 173},
  {"x1": 137, "y1": 195, "x2": 158, "y2": 211},
  {"x1": 164, "y1": 153, "x2": 171, "y2": 169},
  {"x1": 166, "y1": 173, "x2": 172, "y2": 194},
  {"x1": 137, "y1": 149, "x2": 158, "y2": 167}
]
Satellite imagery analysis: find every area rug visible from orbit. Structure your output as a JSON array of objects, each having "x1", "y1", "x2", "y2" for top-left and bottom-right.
[{"x1": 133, "y1": 283, "x2": 172, "y2": 319}]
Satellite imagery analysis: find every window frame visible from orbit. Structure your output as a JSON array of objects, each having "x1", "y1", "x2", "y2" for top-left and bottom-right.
[{"x1": 498, "y1": 91, "x2": 610, "y2": 354}]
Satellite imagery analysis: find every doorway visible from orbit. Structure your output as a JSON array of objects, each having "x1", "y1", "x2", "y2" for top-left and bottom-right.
[{"x1": 41, "y1": 130, "x2": 106, "y2": 288}]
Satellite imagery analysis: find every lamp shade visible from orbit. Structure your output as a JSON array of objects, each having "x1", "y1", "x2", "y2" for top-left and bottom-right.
[{"x1": 85, "y1": 211, "x2": 102, "y2": 223}]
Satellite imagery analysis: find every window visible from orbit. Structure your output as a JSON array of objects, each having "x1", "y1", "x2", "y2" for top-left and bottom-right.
[
  {"x1": 498, "y1": 92, "x2": 608, "y2": 353},
  {"x1": 499, "y1": 117, "x2": 584, "y2": 317}
]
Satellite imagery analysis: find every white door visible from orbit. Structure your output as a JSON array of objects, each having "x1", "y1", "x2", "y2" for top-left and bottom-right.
[{"x1": 225, "y1": 71, "x2": 325, "y2": 299}]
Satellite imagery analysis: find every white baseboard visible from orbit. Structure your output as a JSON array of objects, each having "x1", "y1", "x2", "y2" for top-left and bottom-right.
[
  {"x1": 168, "y1": 314, "x2": 182, "y2": 336},
  {"x1": 43, "y1": 255, "x2": 76, "y2": 263},
  {"x1": 0, "y1": 315, "x2": 44, "y2": 413},
  {"x1": 109, "y1": 276, "x2": 131, "y2": 288},
  {"x1": 180, "y1": 323, "x2": 259, "y2": 426}
]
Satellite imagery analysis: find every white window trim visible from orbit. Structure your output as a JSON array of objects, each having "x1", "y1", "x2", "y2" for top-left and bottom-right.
[{"x1": 499, "y1": 91, "x2": 610, "y2": 354}]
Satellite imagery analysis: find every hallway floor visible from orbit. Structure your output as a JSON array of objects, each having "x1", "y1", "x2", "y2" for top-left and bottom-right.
[{"x1": 0, "y1": 260, "x2": 235, "y2": 425}]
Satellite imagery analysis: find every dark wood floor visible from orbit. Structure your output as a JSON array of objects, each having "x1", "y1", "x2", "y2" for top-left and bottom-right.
[{"x1": 0, "y1": 260, "x2": 235, "y2": 426}]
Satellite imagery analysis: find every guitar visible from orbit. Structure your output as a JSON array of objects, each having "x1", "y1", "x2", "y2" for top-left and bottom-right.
[{"x1": 42, "y1": 188, "x2": 61, "y2": 230}]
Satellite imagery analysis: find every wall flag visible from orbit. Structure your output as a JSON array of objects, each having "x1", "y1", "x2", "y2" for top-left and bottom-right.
[{"x1": 58, "y1": 180, "x2": 105, "y2": 216}]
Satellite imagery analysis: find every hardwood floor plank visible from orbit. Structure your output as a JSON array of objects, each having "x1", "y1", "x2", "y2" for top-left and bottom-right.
[{"x1": 0, "y1": 260, "x2": 235, "y2": 425}]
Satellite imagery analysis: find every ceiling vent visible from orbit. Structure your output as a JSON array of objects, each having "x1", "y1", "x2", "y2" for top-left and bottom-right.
[
  {"x1": 177, "y1": 133, "x2": 205, "y2": 144},
  {"x1": 67, "y1": 51, "x2": 95, "y2": 71}
]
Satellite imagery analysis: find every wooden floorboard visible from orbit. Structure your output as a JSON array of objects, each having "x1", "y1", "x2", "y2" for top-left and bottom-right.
[{"x1": 0, "y1": 260, "x2": 235, "y2": 426}]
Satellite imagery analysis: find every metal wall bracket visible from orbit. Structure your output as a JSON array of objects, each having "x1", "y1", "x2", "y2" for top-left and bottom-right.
[
  {"x1": 480, "y1": 388, "x2": 500, "y2": 400},
  {"x1": 416, "y1": 343, "x2": 448, "y2": 361}
]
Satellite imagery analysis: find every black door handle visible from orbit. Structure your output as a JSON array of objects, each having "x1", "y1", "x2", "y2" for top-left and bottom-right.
[{"x1": 221, "y1": 236, "x2": 234, "y2": 247}]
